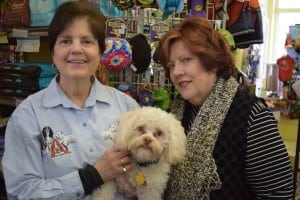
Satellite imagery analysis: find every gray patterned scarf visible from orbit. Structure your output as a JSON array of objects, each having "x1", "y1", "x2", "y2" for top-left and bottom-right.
[{"x1": 165, "y1": 77, "x2": 239, "y2": 200}]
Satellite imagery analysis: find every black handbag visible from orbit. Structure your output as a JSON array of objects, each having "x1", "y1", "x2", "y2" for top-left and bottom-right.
[{"x1": 225, "y1": 0, "x2": 263, "y2": 48}]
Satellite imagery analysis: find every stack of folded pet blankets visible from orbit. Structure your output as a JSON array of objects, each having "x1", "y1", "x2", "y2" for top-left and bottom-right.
[{"x1": 0, "y1": 62, "x2": 57, "y2": 98}]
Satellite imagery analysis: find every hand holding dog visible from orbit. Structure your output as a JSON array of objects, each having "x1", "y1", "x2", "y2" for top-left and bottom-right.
[
  {"x1": 94, "y1": 147, "x2": 133, "y2": 182},
  {"x1": 115, "y1": 173, "x2": 137, "y2": 198}
]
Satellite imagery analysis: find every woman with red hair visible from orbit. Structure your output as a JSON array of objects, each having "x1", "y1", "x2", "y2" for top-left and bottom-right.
[{"x1": 159, "y1": 17, "x2": 294, "y2": 200}]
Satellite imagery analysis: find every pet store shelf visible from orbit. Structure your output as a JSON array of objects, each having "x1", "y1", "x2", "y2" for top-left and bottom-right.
[
  {"x1": 0, "y1": 117, "x2": 9, "y2": 129},
  {"x1": 7, "y1": 27, "x2": 48, "y2": 38},
  {"x1": 0, "y1": 96, "x2": 23, "y2": 107}
]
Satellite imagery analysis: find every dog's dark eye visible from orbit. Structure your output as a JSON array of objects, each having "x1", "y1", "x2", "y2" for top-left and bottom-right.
[
  {"x1": 137, "y1": 126, "x2": 145, "y2": 134},
  {"x1": 154, "y1": 129, "x2": 163, "y2": 137}
]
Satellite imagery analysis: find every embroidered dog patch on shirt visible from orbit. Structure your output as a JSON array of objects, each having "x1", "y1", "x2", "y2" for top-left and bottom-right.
[
  {"x1": 38, "y1": 126, "x2": 76, "y2": 158},
  {"x1": 100, "y1": 123, "x2": 118, "y2": 146}
]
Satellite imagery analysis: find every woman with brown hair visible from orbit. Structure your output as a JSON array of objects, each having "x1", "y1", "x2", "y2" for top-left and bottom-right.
[{"x1": 2, "y1": 1, "x2": 138, "y2": 199}]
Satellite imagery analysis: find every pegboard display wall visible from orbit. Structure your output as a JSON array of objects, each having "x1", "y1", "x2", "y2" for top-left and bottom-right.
[
  {"x1": 100, "y1": 6, "x2": 184, "y2": 108},
  {"x1": 108, "y1": 66, "x2": 173, "y2": 96},
  {"x1": 97, "y1": 0, "x2": 226, "y2": 109}
]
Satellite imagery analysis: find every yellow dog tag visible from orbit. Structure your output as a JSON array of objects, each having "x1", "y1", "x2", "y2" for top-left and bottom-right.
[{"x1": 135, "y1": 172, "x2": 147, "y2": 186}]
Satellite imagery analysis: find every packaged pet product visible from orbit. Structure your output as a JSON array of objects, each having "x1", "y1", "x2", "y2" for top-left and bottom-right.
[{"x1": 29, "y1": 0, "x2": 56, "y2": 27}]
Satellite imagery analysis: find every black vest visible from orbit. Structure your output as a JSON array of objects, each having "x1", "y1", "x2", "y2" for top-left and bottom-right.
[{"x1": 210, "y1": 88, "x2": 259, "y2": 200}]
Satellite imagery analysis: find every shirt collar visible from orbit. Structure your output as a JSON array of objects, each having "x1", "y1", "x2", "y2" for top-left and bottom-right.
[{"x1": 43, "y1": 75, "x2": 113, "y2": 108}]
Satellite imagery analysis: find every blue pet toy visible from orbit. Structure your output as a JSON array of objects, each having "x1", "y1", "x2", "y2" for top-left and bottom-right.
[
  {"x1": 157, "y1": 0, "x2": 184, "y2": 20},
  {"x1": 100, "y1": 0, "x2": 124, "y2": 17}
]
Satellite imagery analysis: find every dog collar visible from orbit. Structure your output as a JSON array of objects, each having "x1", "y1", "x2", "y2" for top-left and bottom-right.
[{"x1": 136, "y1": 158, "x2": 159, "y2": 168}]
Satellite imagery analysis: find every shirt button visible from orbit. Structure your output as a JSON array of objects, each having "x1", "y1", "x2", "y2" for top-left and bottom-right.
[{"x1": 83, "y1": 123, "x2": 87, "y2": 127}]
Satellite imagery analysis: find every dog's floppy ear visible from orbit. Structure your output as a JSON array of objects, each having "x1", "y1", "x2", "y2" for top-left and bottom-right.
[
  {"x1": 165, "y1": 114, "x2": 186, "y2": 164},
  {"x1": 115, "y1": 109, "x2": 139, "y2": 150}
]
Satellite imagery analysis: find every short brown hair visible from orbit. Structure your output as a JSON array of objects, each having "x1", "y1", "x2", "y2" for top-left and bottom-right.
[
  {"x1": 48, "y1": 1, "x2": 106, "y2": 54},
  {"x1": 158, "y1": 17, "x2": 236, "y2": 79}
]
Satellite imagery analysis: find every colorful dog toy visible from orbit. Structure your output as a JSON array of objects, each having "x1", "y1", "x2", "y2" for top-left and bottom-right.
[
  {"x1": 152, "y1": 87, "x2": 171, "y2": 111},
  {"x1": 187, "y1": 0, "x2": 206, "y2": 18},
  {"x1": 100, "y1": 37, "x2": 132, "y2": 72}
]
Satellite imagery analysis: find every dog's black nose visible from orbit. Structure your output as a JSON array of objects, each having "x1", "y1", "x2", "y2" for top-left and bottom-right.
[{"x1": 144, "y1": 137, "x2": 152, "y2": 145}]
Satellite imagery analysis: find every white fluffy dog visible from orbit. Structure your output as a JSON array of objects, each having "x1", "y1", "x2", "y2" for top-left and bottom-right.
[{"x1": 92, "y1": 106, "x2": 186, "y2": 200}]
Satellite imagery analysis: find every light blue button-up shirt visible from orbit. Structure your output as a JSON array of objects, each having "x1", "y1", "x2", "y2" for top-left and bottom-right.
[{"x1": 2, "y1": 76, "x2": 139, "y2": 200}]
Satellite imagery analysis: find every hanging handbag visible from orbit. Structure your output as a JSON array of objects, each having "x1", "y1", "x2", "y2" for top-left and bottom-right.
[
  {"x1": 225, "y1": 0, "x2": 263, "y2": 48},
  {"x1": 226, "y1": 1, "x2": 255, "y2": 36},
  {"x1": 233, "y1": 6, "x2": 263, "y2": 48}
]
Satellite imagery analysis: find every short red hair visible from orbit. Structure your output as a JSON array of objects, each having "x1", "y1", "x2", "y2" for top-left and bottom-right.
[{"x1": 158, "y1": 17, "x2": 236, "y2": 79}]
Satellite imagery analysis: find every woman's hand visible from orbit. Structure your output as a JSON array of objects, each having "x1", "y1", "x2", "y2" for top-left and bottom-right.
[
  {"x1": 115, "y1": 173, "x2": 137, "y2": 198},
  {"x1": 93, "y1": 147, "x2": 132, "y2": 182}
]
